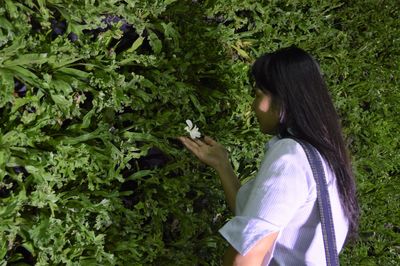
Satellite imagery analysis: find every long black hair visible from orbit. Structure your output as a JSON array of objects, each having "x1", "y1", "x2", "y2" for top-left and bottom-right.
[{"x1": 251, "y1": 46, "x2": 359, "y2": 241}]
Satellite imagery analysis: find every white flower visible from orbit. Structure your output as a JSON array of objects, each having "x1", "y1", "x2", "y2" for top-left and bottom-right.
[{"x1": 184, "y1": 119, "x2": 201, "y2": 139}]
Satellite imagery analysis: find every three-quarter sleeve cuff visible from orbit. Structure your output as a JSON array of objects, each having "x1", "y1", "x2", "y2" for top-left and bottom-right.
[{"x1": 219, "y1": 216, "x2": 280, "y2": 256}]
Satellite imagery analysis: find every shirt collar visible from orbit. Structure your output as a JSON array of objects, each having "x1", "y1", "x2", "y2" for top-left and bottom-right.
[
  {"x1": 265, "y1": 128, "x2": 296, "y2": 150},
  {"x1": 265, "y1": 135, "x2": 280, "y2": 150}
]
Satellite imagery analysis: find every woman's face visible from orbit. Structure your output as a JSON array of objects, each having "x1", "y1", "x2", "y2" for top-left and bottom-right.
[{"x1": 252, "y1": 88, "x2": 280, "y2": 135}]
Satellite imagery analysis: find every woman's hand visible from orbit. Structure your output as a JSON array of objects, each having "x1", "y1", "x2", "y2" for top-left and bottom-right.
[
  {"x1": 179, "y1": 135, "x2": 240, "y2": 212},
  {"x1": 178, "y1": 136, "x2": 230, "y2": 172}
]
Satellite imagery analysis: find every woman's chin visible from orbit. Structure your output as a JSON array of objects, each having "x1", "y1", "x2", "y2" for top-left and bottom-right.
[{"x1": 260, "y1": 127, "x2": 278, "y2": 136}]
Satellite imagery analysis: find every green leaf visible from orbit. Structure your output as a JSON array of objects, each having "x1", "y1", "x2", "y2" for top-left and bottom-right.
[
  {"x1": 81, "y1": 109, "x2": 96, "y2": 129},
  {"x1": 126, "y1": 170, "x2": 155, "y2": 181},
  {"x1": 0, "y1": 237, "x2": 7, "y2": 261},
  {"x1": 50, "y1": 79, "x2": 73, "y2": 94},
  {"x1": 3, "y1": 53, "x2": 49, "y2": 66},
  {"x1": 0, "y1": 36, "x2": 25, "y2": 57},
  {"x1": 50, "y1": 56, "x2": 85, "y2": 69},
  {"x1": 127, "y1": 36, "x2": 145, "y2": 53},
  {"x1": 231, "y1": 44, "x2": 250, "y2": 59},
  {"x1": 0, "y1": 17, "x2": 13, "y2": 31},
  {"x1": 11, "y1": 98, "x2": 31, "y2": 113},
  {"x1": 0, "y1": 69, "x2": 14, "y2": 107},
  {"x1": 4, "y1": 0, "x2": 18, "y2": 19},
  {"x1": 148, "y1": 30, "x2": 162, "y2": 54},
  {"x1": 56, "y1": 67, "x2": 90, "y2": 79},
  {"x1": 122, "y1": 131, "x2": 159, "y2": 143},
  {"x1": 3, "y1": 65, "x2": 41, "y2": 87},
  {"x1": 51, "y1": 94, "x2": 71, "y2": 114}
]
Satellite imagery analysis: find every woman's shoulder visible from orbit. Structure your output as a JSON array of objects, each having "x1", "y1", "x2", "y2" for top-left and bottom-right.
[
  {"x1": 265, "y1": 136, "x2": 307, "y2": 161},
  {"x1": 266, "y1": 136, "x2": 335, "y2": 185},
  {"x1": 262, "y1": 136, "x2": 317, "y2": 186}
]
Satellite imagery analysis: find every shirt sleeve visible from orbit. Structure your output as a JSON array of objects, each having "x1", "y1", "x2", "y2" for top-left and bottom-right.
[{"x1": 219, "y1": 139, "x2": 312, "y2": 256}]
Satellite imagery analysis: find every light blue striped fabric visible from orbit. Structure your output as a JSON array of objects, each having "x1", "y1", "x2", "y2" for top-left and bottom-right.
[{"x1": 219, "y1": 137, "x2": 349, "y2": 265}]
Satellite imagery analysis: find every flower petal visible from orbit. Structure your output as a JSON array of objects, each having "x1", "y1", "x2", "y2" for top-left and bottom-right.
[
  {"x1": 186, "y1": 119, "x2": 193, "y2": 129},
  {"x1": 193, "y1": 131, "x2": 201, "y2": 139},
  {"x1": 184, "y1": 119, "x2": 201, "y2": 139},
  {"x1": 189, "y1": 127, "x2": 201, "y2": 139}
]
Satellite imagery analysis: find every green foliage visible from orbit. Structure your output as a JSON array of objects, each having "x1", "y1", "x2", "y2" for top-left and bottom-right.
[{"x1": 0, "y1": 0, "x2": 398, "y2": 265}]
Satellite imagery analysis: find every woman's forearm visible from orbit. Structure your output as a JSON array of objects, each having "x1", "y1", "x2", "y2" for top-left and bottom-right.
[
  {"x1": 216, "y1": 163, "x2": 241, "y2": 213},
  {"x1": 177, "y1": 136, "x2": 240, "y2": 212}
]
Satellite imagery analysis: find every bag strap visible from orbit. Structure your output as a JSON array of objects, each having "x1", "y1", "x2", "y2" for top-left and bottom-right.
[{"x1": 287, "y1": 137, "x2": 339, "y2": 266}]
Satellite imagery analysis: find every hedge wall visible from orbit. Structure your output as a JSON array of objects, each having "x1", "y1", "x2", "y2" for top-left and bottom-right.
[{"x1": 0, "y1": 0, "x2": 398, "y2": 265}]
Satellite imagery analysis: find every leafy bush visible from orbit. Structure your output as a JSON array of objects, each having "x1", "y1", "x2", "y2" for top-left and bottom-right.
[{"x1": 0, "y1": 0, "x2": 398, "y2": 265}]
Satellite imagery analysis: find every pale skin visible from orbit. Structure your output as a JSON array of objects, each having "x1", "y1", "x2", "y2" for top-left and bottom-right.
[{"x1": 179, "y1": 88, "x2": 280, "y2": 265}]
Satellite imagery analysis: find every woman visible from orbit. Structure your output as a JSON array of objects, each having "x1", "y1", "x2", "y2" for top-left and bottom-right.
[{"x1": 179, "y1": 46, "x2": 359, "y2": 265}]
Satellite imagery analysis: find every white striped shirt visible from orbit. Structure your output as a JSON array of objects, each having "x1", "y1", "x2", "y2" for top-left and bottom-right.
[{"x1": 219, "y1": 136, "x2": 349, "y2": 265}]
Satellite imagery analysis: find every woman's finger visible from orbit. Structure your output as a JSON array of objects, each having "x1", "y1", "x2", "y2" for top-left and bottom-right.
[
  {"x1": 194, "y1": 138, "x2": 206, "y2": 147},
  {"x1": 204, "y1": 135, "x2": 217, "y2": 146},
  {"x1": 179, "y1": 136, "x2": 199, "y2": 147},
  {"x1": 179, "y1": 137, "x2": 201, "y2": 156}
]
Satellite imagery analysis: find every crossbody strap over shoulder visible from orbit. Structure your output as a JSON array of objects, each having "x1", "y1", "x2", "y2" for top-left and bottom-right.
[{"x1": 286, "y1": 137, "x2": 340, "y2": 266}]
